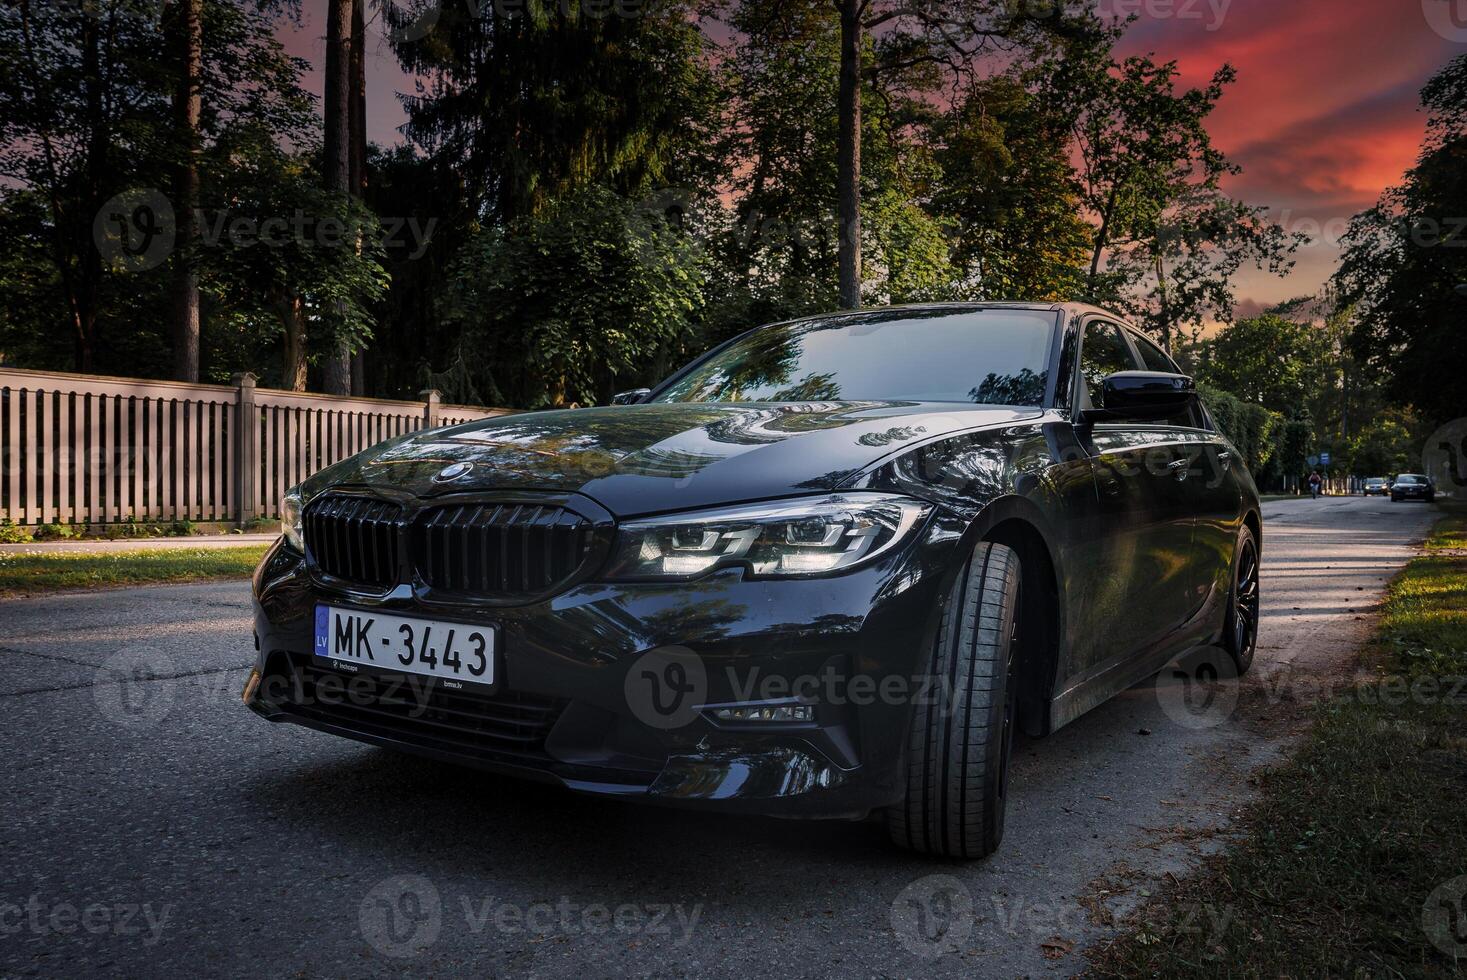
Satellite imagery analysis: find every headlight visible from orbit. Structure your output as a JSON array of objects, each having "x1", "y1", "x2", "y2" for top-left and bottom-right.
[
  {"x1": 281, "y1": 490, "x2": 304, "y2": 551},
  {"x1": 603, "y1": 493, "x2": 932, "y2": 581}
]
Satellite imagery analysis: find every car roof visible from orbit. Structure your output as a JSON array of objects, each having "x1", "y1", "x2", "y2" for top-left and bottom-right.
[{"x1": 769, "y1": 301, "x2": 1134, "y2": 330}]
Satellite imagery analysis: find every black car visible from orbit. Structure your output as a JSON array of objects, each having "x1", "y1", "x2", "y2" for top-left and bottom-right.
[
  {"x1": 1391, "y1": 473, "x2": 1435, "y2": 502},
  {"x1": 245, "y1": 303, "x2": 1262, "y2": 859}
]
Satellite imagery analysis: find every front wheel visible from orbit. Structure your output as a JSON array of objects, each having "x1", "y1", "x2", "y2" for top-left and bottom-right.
[
  {"x1": 1224, "y1": 525, "x2": 1260, "y2": 674},
  {"x1": 887, "y1": 541, "x2": 1021, "y2": 860}
]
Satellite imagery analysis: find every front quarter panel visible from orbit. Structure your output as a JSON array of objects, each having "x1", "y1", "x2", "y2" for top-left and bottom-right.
[{"x1": 855, "y1": 412, "x2": 1099, "y2": 709}]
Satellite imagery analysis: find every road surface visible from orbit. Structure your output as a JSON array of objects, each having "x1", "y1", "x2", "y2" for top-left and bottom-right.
[{"x1": 0, "y1": 496, "x2": 1438, "y2": 976}]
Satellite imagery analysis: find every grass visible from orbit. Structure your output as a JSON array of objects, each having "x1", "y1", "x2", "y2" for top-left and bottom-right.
[
  {"x1": 0, "y1": 545, "x2": 271, "y2": 595},
  {"x1": 1090, "y1": 516, "x2": 1467, "y2": 978}
]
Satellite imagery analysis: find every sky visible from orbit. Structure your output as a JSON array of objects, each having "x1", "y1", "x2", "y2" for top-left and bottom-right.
[{"x1": 277, "y1": 0, "x2": 1467, "y2": 315}]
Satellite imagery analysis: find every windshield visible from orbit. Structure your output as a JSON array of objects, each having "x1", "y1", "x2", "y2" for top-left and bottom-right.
[
  {"x1": 653, "y1": 309, "x2": 1058, "y2": 406},
  {"x1": 1396, "y1": 475, "x2": 1426, "y2": 485}
]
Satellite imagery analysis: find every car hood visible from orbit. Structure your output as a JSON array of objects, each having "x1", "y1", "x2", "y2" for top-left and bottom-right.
[{"x1": 308, "y1": 401, "x2": 1038, "y2": 518}]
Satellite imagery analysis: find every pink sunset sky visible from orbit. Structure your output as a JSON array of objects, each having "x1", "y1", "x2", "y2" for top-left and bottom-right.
[{"x1": 277, "y1": 0, "x2": 1466, "y2": 314}]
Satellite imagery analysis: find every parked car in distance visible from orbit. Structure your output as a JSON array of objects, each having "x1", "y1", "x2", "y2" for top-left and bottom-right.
[
  {"x1": 1363, "y1": 477, "x2": 1389, "y2": 496},
  {"x1": 244, "y1": 302, "x2": 1262, "y2": 860},
  {"x1": 1391, "y1": 473, "x2": 1435, "y2": 503}
]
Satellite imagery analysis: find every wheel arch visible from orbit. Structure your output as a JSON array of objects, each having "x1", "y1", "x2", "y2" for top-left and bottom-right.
[{"x1": 959, "y1": 497, "x2": 1065, "y2": 739}]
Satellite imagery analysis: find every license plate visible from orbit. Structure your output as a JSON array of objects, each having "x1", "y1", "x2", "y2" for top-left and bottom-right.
[{"x1": 314, "y1": 605, "x2": 496, "y2": 689}]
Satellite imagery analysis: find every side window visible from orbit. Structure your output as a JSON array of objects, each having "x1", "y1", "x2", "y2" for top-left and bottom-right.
[
  {"x1": 1129, "y1": 330, "x2": 1207, "y2": 428},
  {"x1": 1079, "y1": 321, "x2": 1140, "y2": 410},
  {"x1": 1132, "y1": 333, "x2": 1179, "y2": 373}
]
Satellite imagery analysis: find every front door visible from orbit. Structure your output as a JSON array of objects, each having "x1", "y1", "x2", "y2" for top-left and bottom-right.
[{"x1": 1073, "y1": 319, "x2": 1194, "y2": 674}]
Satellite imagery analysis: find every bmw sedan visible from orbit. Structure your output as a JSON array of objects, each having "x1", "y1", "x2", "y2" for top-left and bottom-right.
[
  {"x1": 1391, "y1": 474, "x2": 1436, "y2": 503},
  {"x1": 244, "y1": 303, "x2": 1261, "y2": 859}
]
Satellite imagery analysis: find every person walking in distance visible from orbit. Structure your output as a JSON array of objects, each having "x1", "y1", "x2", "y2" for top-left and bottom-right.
[{"x1": 1308, "y1": 470, "x2": 1323, "y2": 500}]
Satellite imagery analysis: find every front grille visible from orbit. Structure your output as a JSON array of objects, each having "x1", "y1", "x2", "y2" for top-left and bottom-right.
[
  {"x1": 304, "y1": 495, "x2": 406, "y2": 589},
  {"x1": 413, "y1": 503, "x2": 597, "y2": 597},
  {"x1": 275, "y1": 654, "x2": 565, "y2": 769}
]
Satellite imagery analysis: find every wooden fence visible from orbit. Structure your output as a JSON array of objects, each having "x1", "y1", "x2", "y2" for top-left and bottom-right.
[{"x1": 0, "y1": 367, "x2": 511, "y2": 527}]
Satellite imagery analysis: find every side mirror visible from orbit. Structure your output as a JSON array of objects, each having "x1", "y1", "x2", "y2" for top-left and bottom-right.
[
  {"x1": 1083, "y1": 371, "x2": 1197, "y2": 423},
  {"x1": 611, "y1": 388, "x2": 652, "y2": 406}
]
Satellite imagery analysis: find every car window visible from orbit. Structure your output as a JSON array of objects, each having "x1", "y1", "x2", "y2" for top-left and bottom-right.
[
  {"x1": 1131, "y1": 332, "x2": 1178, "y2": 373},
  {"x1": 1396, "y1": 475, "x2": 1425, "y2": 485},
  {"x1": 1078, "y1": 321, "x2": 1139, "y2": 410},
  {"x1": 652, "y1": 309, "x2": 1057, "y2": 406}
]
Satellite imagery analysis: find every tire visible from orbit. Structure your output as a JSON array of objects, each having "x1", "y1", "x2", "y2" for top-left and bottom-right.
[
  {"x1": 1223, "y1": 524, "x2": 1260, "y2": 675},
  {"x1": 887, "y1": 540, "x2": 1021, "y2": 860}
]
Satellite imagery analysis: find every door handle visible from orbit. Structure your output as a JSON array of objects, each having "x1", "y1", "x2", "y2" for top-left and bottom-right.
[
  {"x1": 1167, "y1": 458, "x2": 1191, "y2": 480},
  {"x1": 1217, "y1": 450, "x2": 1233, "y2": 468}
]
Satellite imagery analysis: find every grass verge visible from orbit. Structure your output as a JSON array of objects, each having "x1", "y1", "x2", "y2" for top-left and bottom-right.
[
  {"x1": 0, "y1": 545, "x2": 270, "y2": 595},
  {"x1": 1089, "y1": 516, "x2": 1467, "y2": 977}
]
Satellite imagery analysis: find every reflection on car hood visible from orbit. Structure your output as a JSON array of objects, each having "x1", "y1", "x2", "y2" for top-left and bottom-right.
[{"x1": 308, "y1": 401, "x2": 1039, "y2": 517}]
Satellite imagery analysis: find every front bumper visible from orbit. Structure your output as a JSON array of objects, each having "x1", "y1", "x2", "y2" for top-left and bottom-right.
[{"x1": 245, "y1": 519, "x2": 961, "y2": 819}]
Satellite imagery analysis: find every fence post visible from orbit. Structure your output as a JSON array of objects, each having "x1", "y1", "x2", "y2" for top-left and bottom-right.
[
  {"x1": 233, "y1": 373, "x2": 258, "y2": 524},
  {"x1": 421, "y1": 389, "x2": 441, "y2": 430}
]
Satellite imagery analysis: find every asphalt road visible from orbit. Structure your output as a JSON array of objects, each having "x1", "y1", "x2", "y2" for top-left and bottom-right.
[{"x1": 0, "y1": 495, "x2": 1439, "y2": 977}]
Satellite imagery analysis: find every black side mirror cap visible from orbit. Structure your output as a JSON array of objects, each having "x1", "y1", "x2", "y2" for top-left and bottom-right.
[
  {"x1": 1081, "y1": 371, "x2": 1198, "y2": 424},
  {"x1": 611, "y1": 388, "x2": 652, "y2": 406}
]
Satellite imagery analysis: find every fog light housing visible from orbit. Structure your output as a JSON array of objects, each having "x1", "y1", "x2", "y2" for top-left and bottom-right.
[
  {"x1": 242, "y1": 668, "x2": 261, "y2": 706},
  {"x1": 705, "y1": 701, "x2": 814, "y2": 725}
]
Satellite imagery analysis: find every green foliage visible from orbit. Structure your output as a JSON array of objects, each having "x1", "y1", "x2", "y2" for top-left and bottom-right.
[
  {"x1": 1193, "y1": 313, "x2": 1326, "y2": 413},
  {"x1": 0, "y1": 545, "x2": 270, "y2": 595},
  {"x1": 1054, "y1": 46, "x2": 1304, "y2": 346},
  {"x1": 445, "y1": 185, "x2": 707, "y2": 408},
  {"x1": 1336, "y1": 54, "x2": 1467, "y2": 431},
  {"x1": 31, "y1": 523, "x2": 82, "y2": 542},
  {"x1": 1198, "y1": 384, "x2": 1277, "y2": 474},
  {"x1": 933, "y1": 74, "x2": 1092, "y2": 300},
  {"x1": 1346, "y1": 410, "x2": 1419, "y2": 477},
  {"x1": 0, "y1": 520, "x2": 33, "y2": 544}
]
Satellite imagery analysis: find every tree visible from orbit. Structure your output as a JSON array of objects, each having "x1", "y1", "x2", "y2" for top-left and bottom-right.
[
  {"x1": 170, "y1": 0, "x2": 204, "y2": 382},
  {"x1": 387, "y1": 0, "x2": 721, "y2": 225},
  {"x1": 203, "y1": 140, "x2": 387, "y2": 390},
  {"x1": 444, "y1": 186, "x2": 706, "y2": 409},
  {"x1": 1058, "y1": 50, "x2": 1302, "y2": 348},
  {"x1": 319, "y1": 0, "x2": 354, "y2": 394},
  {"x1": 826, "y1": 0, "x2": 1095, "y2": 308},
  {"x1": 1193, "y1": 313, "x2": 1325, "y2": 414},
  {"x1": 932, "y1": 73, "x2": 1092, "y2": 300},
  {"x1": 0, "y1": 0, "x2": 313, "y2": 377},
  {"x1": 1335, "y1": 54, "x2": 1467, "y2": 430},
  {"x1": 1347, "y1": 410, "x2": 1419, "y2": 477}
]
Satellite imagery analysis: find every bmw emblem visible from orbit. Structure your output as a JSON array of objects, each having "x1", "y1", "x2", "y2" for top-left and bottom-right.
[{"x1": 432, "y1": 461, "x2": 475, "y2": 483}]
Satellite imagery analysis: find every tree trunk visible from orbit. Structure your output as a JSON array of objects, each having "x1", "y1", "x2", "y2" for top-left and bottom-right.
[
  {"x1": 836, "y1": 0, "x2": 862, "y2": 310},
  {"x1": 348, "y1": 0, "x2": 368, "y2": 396},
  {"x1": 278, "y1": 294, "x2": 308, "y2": 392},
  {"x1": 320, "y1": 0, "x2": 354, "y2": 395},
  {"x1": 349, "y1": 0, "x2": 366, "y2": 199},
  {"x1": 171, "y1": 0, "x2": 202, "y2": 383},
  {"x1": 77, "y1": 7, "x2": 106, "y2": 373}
]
